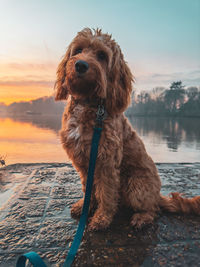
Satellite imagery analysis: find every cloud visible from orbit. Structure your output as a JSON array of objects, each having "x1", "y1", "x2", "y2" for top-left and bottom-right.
[
  {"x1": 0, "y1": 78, "x2": 54, "y2": 88},
  {"x1": 5, "y1": 62, "x2": 57, "y2": 71},
  {"x1": 0, "y1": 61, "x2": 56, "y2": 88},
  {"x1": 151, "y1": 69, "x2": 200, "y2": 81},
  {"x1": 135, "y1": 69, "x2": 200, "y2": 90}
]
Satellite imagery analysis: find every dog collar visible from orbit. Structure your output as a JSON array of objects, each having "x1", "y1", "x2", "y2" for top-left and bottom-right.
[{"x1": 71, "y1": 96, "x2": 107, "y2": 126}]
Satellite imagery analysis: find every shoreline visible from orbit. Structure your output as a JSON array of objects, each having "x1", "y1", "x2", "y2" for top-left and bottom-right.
[{"x1": 2, "y1": 161, "x2": 200, "y2": 169}]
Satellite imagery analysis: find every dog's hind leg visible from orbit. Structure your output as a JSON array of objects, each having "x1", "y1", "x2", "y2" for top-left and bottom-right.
[
  {"x1": 121, "y1": 132, "x2": 162, "y2": 228},
  {"x1": 122, "y1": 170, "x2": 161, "y2": 229}
]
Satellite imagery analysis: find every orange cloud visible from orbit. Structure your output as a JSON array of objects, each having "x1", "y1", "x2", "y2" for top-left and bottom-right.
[
  {"x1": 0, "y1": 79, "x2": 54, "y2": 87},
  {"x1": 5, "y1": 62, "x2": 57, "y2": 71}
]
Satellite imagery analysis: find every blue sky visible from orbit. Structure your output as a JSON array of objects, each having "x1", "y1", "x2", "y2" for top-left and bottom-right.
[{"x1": 0, "y1": 0, "x2": 200, "y2": 103}]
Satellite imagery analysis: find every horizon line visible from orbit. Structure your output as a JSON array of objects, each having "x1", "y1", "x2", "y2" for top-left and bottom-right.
[{"x1": 1, "y1": 83, "x2": 200, "y2": 106}]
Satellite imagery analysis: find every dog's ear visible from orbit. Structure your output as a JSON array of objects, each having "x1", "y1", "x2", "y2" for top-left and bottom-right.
[
  {"x1": 107, "y1": 46, "x2": 133, "y2": 115},
  {"x1": 54, "y1": 46, "x2": 71, "y2": 101}
]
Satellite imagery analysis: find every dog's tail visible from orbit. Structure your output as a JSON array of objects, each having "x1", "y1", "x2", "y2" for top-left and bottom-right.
[{"x1": 159, "y1": 193, "x2": 200, "y2": 215}]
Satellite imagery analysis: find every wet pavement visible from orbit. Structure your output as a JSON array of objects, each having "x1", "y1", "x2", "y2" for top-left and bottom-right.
[{"x1": 0, "y1": 162, "x2": 200, "y2": 267}]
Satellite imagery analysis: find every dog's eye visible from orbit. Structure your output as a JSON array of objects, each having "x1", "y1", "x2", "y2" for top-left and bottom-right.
[
  {"x1": 74, "y1": 48, "x2": 82, "y2": 55},
  {"x1": 97, "y1": 51, "x2": 107, "y2": 61}
]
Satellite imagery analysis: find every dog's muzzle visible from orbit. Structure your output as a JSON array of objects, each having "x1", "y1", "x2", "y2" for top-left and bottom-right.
[{"x1": 75, "y1": 60, "x2": 89, "y2": 75}]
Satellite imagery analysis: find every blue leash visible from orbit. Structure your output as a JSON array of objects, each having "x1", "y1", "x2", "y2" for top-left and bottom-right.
[
  {"x1": 16, "y1": 104, "x2": 105, "y2": 267},
  {"x1": 63, "y1": 126, "x2": 102, "y2": 266}
]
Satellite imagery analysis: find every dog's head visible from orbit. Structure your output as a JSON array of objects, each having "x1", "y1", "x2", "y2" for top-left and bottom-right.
[{"x1": 55, "y1": 28, "x2": 133, "y2": 115}]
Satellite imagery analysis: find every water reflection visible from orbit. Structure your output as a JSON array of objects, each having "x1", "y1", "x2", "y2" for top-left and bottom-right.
[
  {"x1": 0, "y1": 116, "x2": 66, "y2": 165},
  {"x1": 128, "y1": 117, "x2": 200, "y2": 152},
  {"x1": 5, "y1": 113, "x2": 62, "y2": 133}
]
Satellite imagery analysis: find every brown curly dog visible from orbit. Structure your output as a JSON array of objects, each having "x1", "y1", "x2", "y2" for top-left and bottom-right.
[{"x1": 55, "y1": 28, "x2": 200, "y2": 231}]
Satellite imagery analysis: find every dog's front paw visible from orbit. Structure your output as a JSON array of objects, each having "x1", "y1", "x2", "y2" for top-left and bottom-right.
[
  {"x1": 71, "y1": 199, "x2": 84, "y2": 219},
  {"x1": 88, "y1": 212, "x2": 112, "y2": 231}
]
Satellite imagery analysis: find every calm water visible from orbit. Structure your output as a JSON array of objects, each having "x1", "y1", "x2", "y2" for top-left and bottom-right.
[{"x1": 0, "y1": 114, "x2": 200, "y2": 165}]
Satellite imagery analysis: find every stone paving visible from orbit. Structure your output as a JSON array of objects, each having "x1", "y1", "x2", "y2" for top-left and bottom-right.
[{"x1": 0, "y1": 162, "x2": 200, "y2": 267}]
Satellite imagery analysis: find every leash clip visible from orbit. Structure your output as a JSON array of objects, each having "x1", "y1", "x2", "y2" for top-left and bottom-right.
[{"x1": 95, "y1": 104, "x2": 106, "y2": 128}]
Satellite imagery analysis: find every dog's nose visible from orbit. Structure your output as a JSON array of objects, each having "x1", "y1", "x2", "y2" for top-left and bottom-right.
[{"x1": 75, "y1": 60, "x2": 89, "y2": 74}]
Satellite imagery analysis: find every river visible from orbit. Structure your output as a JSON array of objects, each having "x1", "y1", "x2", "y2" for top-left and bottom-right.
[{"x1": 0, "y1": 114, "x2": 199, "y2": 165}]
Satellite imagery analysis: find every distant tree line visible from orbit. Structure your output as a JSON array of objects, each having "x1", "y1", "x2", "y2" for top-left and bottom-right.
[
  {"x1": 127, "y1": 81, "x2": 200, "y2": 117},
  {"x1": 6, "y1": 96, "x2": 65, "y2": 115},
  {"x1": 1, "y1": 81, "x2": 200, "y2": 117}
]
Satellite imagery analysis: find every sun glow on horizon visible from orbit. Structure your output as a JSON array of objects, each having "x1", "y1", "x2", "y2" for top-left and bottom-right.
[
  {"x1": 0, "y1": 85, "x2": 54, "y2": 105},
  {"x1": 0, "y1": 61, "x2": 57, "y2": 105}
]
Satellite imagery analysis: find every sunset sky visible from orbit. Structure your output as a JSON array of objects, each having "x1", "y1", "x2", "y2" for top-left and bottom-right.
[{"x1": 0, "y1": 0, "x2": 200, "y2": 105}]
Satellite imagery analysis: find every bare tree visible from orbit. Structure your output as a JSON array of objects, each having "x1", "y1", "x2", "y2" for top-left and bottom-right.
[{"x1": 164, "y1": 81, "x2": 185, "y2": 113}]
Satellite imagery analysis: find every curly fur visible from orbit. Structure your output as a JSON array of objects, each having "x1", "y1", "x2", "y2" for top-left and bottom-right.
[{"x1": 55, "y1": 28, "x2": 200, "y2": 230}]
